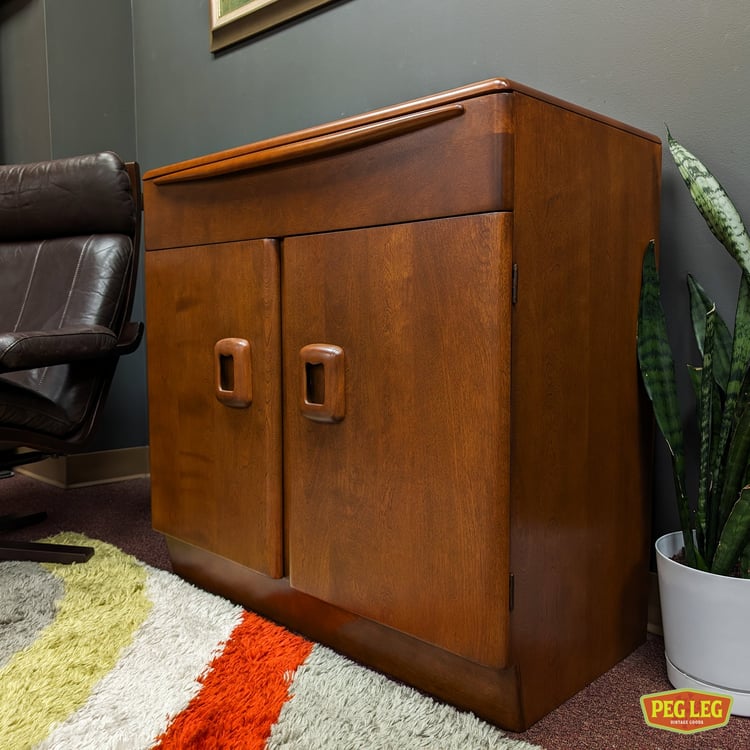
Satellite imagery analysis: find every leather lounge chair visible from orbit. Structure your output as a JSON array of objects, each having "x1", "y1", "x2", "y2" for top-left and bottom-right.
[{"x1": 0, "y1": 151, "x2": 142, "y2": 563}]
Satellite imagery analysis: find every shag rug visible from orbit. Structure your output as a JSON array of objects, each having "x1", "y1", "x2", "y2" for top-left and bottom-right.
[{"x1": 0, "y1": 533, "x2": 541, "y2": 750}]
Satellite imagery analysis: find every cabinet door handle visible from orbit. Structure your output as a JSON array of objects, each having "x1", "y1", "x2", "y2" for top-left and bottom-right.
[
  {"x1": 300, "y1": 343, "x2": 345, "y2": 423},
  {"x1": 214, "y1": 338, "x2": 252, "y2": 408}
]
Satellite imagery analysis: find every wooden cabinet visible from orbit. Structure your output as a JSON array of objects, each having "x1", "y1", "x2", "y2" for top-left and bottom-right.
[{"x1": 143, "y1": 78, "x2": 661, "y2": 730}]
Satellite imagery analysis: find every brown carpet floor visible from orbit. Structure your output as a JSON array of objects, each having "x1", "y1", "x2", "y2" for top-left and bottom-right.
[{"x1": 1, "y1": 472, "x2": 748, "y2": 749}]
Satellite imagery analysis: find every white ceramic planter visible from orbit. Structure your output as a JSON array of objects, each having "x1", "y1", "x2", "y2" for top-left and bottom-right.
[{"x1": 656, "y1": 531, "x2": 750, "y2": 715}]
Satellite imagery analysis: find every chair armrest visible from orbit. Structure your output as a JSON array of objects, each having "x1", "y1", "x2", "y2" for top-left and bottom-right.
[
  {"x1": 115, "y1": 320, "x2": 144, "y2": 356},
  {"x1": 0, "y1": 325, "x2": 118, "y2": 373}
]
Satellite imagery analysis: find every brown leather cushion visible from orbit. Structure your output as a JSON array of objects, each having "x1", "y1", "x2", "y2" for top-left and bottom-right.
[{"x1": 0, "y1": 152, "x2": 135, "y2": 242}]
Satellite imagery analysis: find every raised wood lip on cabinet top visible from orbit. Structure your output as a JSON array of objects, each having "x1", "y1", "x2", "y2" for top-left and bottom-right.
[{"x1": 143, "y1": 77, "x2": 659, "y2": 184}]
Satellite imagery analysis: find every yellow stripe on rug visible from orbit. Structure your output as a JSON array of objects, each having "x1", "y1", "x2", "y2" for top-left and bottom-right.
[{"x1": 0, "y1": 533, "x2": 151, "y2": 748}]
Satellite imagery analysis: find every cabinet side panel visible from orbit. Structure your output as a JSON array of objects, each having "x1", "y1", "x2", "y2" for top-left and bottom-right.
[
  {"x1": 508, "y1": 92, "x2": 660, "y2": 722},
  {"x1": 282, "y1": 214, "x2": 512, "y2": 668},
  {"x1": 146, "y1": 240, "x2": 283, "y2": 576}
]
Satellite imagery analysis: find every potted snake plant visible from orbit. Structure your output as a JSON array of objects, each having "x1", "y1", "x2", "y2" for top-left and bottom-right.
[{"x1": 637, "y1": 131, "x2": 750, "y2": 714}]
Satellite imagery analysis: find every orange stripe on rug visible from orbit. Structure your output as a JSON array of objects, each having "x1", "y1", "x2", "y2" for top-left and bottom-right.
[{"x1": 154, "y1": 610, "x2": 313, "y2": 750}]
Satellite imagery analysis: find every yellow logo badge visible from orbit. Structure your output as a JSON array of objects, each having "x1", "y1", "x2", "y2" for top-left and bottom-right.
[{"x1": 640, "y1": 688, "x2": 733, "y2": 734}]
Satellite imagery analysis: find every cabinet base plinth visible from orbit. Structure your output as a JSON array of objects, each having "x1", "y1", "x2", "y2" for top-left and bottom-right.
[{"x1": 164, "y1": 536, "x2": 529, "y2": 731}]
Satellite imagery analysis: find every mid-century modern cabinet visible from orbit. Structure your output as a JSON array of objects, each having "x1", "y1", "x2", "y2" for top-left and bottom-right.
[{"x1": 143, "y1": 78, "x2": 661, "y2": 730}]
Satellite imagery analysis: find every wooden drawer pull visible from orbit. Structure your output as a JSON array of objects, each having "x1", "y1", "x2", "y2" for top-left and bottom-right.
[
  {"x1": 214, "y1": 338, "x2": 252, "y2": 408},
  {"x1": 300, "y1": 343, "x2": 345, "y2": 423},
  {"x1": 152, "y1": 104, "x2": 465, "y2": 185}
]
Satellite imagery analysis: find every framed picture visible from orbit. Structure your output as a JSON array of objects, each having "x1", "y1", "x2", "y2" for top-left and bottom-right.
[{"x1": 210, "y1": 0, "x2": 335, "y2": 52}]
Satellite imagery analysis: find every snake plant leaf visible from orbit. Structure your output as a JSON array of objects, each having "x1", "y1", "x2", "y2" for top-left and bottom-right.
[
  {"x1": 709, "y1": 276, "x2": 750, "y2": 553},
  {"x1": 688, "y1": 364, "x2": 724, "y2": 553},
  {"x1": 739, "y1": 541, "x2": 750, "y2": 578},
  {"x1": 696, "y1": 306, "x2": 716, "y2": 545},
  {"x1": 715, "y1": 365, "x2": 750, "y2": 529},
  {"x1": 686, "y1": 365, "x2": 700, "y2": 397},
  {"x1": 637, "y1": 241, "x2": 698, "y2": 565},
  {"x1": 728, "y1": 274, "x2": 750, "y2": 393},
  {"x1": 637, "y1": 243, "x2": 684, "y2": 473},
  {"x1": 661, "y1": 134, "x2": 750, "y2": 573},
  {"x1": 716, "y1": 397, "x2": 750, "y2": 553},
  {"x1": 711, "y1": 486, "x2": 750, "y2": 575},
  {"x1": 687, "y1": 274, "x2": 731, "y2": 393},
  {"x1": 687, "y1": 365, "x2": 724, "y2": 460},
  {"x1": 667, "y1": 131, "x2": 750, "y2": 278}
]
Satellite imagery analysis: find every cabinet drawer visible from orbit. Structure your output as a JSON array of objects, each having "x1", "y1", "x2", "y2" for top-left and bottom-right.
[{"x1": 144, "y1": 91, "x2": 513, "y2": 249}]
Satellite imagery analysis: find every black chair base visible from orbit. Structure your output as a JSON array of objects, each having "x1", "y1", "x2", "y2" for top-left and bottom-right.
[
  {"x1": 0, "y1": 539, "x2": 94, "y2": 563},
  {"x1": 0, "y1": 499, "x2": 95, "y2": 565}
]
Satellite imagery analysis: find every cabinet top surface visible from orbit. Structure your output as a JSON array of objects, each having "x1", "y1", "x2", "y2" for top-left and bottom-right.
[{"x1": 143, "y1": 77, "x2": 659, "y2": 184}]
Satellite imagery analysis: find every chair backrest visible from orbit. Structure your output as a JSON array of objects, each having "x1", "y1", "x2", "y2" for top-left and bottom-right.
[{"x1": 0, "y1": 152, "x2": 142, "y2": 450}]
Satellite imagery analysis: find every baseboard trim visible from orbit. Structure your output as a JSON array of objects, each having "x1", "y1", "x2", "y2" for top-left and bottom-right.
[{"x1": 16, "y1": 446, "x2": 150, "y2": 488}]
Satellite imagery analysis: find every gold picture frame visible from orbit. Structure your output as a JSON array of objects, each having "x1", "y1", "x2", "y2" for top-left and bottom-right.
[{"x1": 210, "y1": 0, "x2": 335, "y2": 52}]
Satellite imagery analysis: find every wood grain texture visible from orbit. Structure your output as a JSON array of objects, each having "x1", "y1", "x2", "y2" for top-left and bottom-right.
[
  {"x1": 146, "y1": 239, "x2": 282, "y2": 577},
  {"x1": 142, "y1": 79, "x2": 660, "y2": 730},
  {"x1": 164, "y1": 535, "x2": 527, "y2": 730},
  {"x1": 143, "y1": 77, "x2": 655, "y2": 184},
  {"x1": 152, "y1": 104, "x2": 465, "y2": 184},
  {"x1": 282, "y1": 215, "x2": 512, "y2": 667},
  {"x1": 507, "y1": 91, "x2": 661, "y2": 721},
  {"x1": 142, "y1": 93, "x2": 513, "y2": 250}
]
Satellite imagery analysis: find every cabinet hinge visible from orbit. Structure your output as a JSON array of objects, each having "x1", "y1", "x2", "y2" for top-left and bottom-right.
[
  {"x1": 509, "y1": 572, "x2": 515, "y2": 611},
  {"x1": 511, "y1": 263, "x2": 518, "y2": 305}
]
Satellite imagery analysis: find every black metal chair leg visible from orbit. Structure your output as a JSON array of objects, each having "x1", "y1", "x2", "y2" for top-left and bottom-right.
[
  {"x1": 0, "y1": 510, "x2": 94, "y2": 564},
  {"x1": 0, "y1": 540, "x2": 94, "y2": 563}
]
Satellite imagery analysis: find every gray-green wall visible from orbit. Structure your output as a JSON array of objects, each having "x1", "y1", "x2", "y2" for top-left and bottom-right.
[{"x1": 3, "y1": 0, "x2": 750, "y2": 539}]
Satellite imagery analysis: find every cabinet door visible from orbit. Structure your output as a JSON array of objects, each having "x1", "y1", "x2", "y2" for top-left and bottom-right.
[
  {"x1": 146, "y1": 239, "x2": 283, "y2": 577},
  {"x1": 282, "y1": 214, "x2": 512, "y2": 666}
]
